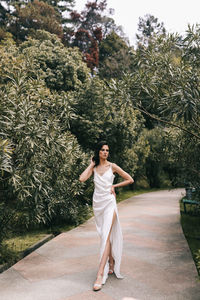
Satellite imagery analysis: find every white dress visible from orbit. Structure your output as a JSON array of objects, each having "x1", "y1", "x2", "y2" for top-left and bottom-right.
[{"x1": 93, "y1": 164, "x2": 123, "y2": 284}]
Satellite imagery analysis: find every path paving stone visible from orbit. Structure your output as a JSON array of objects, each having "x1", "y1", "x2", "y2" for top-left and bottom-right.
[{"x1": 0, "y1": 189, "x2": 200, "y2": 300}]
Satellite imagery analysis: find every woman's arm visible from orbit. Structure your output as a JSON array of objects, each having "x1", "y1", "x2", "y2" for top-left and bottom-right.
[
  {"x1": 79, "y1": 159, "x2": 95, "y2": 182},
  {"x1": 111, "y1": 163, "x2": 134, "y2": 192}
]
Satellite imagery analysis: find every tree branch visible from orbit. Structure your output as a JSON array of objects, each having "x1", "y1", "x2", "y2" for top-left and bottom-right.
[{"x1": 134, "y1": 105, "x2": 200, "y2": 140}]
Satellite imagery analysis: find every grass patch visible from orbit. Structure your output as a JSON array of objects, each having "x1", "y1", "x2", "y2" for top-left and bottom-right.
[
  {"x1": 180, "y1": 200, "x2": 200, "y2": 276},
  {"x1": 0, "y1": 231, "x2": 48, "y2": 265},
  {"x1": 0, "y1": 231, "x2": 50, "y2": 265},
  {"x1": 0, "y1": 226, "x2": 77, "y2": 266},
  {"x1": 4, "y1": 232, "x2": 48, "y2": 253}
]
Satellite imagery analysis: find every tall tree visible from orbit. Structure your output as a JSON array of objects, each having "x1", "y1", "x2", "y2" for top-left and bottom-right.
[
  {"x1": 8, "y1": 0, "x2": 63, "y2": 41},
  {"x1": 98, "y1": 31, "x2": 134, "y2": 79},
  {"x1": 18, "y1": 30, "x2": 90, "y2": 91},
  {"x1": 136, "y1": 14, "x2": 166, "y2": 47},
  {"x1": 69, "y1": 0, "x2": 108, "y2": 71},
  {"x1": 0, "y1": 0, "x2": 75, "y2": 41}
]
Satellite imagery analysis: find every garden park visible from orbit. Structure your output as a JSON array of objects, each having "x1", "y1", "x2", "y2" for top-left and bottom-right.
[{"x1": 0, "y1": 0, "x2": 200, "y2": 287}]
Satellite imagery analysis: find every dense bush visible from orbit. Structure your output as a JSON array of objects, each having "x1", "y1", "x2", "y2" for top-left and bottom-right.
[
  {"x1": 0, "y1": 67, "x2": 90, "y2": 228},
  {"x1": 142, "y1": 128, "x2": 174, "y2": 188},
  {"x1": 113, "y1": 30, "x2": 200, "y2": 192},
  {"x1": 70, "y1": 77, "x2": 149, "y2": 179}
]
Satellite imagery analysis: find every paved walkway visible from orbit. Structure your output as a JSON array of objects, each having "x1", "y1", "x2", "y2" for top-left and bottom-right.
[{"x1": 0, "y1": 189, "x2": 200, "y2": 300}]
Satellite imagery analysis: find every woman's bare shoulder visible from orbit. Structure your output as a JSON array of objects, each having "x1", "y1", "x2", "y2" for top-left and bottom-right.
[{"x1": 110, "y1": 162, "x2": 118, "y2": 172}]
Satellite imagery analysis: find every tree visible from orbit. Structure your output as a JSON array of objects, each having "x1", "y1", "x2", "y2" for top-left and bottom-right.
[
  {"x1": 68, "y1": 1, "x2": 126, "y2": 72},
  {"x1": 8, "y1": 0, "x2": 63, "y2": 41},
  {"x1": 0, "y1": 0, "x2": 75, "y2": 28},
  {"x1": 69, "y1": 1, "x2": 108, "y2": 71},
  {"x1": 143, "y1": 128, "x2": 173, "y2": 188},
  {"x1": 136, "y1": 14, "x2": 166, "y2": 47},
  {"x1": 19, "y1": 30, "x2": 90, "y2": 91},
  {"x1": 98, "y1": 31, "x2": 134, "y2": 79}
]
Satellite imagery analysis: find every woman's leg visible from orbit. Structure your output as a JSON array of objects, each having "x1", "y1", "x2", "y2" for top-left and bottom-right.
[
  {"x1": 94, "y1": 211, "x2": 116, "y2": 283},
  {"x1": 109, "y1": 246, "x2": 114, "y2": 268}
]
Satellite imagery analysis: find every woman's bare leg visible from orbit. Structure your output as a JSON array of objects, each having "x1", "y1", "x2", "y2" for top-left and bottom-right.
[
  {"x1": 94, "y1": 211, "x2": 116, "y2": 285},
  {"x1": 109, "y1": 250, "x2": 114, "y2": 267}
]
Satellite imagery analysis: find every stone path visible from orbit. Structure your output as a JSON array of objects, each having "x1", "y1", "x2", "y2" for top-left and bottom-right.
[{"x1": 0, "y1": 189, "x2": 200, "y2": 300}]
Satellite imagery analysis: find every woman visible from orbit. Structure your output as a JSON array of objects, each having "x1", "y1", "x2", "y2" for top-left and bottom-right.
[{"x1": 79, "y1": 141, "x2": 134, "y2": 291}]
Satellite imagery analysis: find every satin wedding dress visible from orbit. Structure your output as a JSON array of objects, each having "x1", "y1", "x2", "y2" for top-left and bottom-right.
[{"x1": 93, "y1": 164, "x2": 123, "y2": 284}]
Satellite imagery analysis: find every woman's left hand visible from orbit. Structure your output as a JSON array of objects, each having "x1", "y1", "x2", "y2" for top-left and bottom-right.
[{"x1": 111, "y1": 185, "x2": 116, "y2": 197}]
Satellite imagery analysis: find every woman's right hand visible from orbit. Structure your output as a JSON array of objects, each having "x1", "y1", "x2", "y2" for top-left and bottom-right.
[{"x1": 90, "y1": 157, "x2": 95, "y2": 167}]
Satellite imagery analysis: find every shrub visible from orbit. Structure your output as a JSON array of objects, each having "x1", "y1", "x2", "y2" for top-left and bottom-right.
[{"x1": 0, "y1": 69, "x2": 90, "y2": 228}]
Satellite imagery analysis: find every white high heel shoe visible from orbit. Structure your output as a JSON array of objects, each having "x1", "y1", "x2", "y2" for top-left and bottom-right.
[
  {"x1": 93, "y1": 275, "x2": 103, "y2": 291},
  {"x1": 108, "y1": 260, "x2": 115, "y2": 275}
]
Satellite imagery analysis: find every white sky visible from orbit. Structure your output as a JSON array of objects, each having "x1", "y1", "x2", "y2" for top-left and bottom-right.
[{"x1": 74, "y1": 0, "x2": 200, "y2": 45}]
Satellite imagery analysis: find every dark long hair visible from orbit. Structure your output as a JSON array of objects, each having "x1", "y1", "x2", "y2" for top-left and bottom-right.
[{"x1": 92, "y1": 141, "x2": 109, "y2": 166}]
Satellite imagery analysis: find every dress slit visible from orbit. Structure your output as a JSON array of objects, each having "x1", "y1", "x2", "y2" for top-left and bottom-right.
[{"x1": 99, "y1": 207, "x2": 116, "y2": 284}]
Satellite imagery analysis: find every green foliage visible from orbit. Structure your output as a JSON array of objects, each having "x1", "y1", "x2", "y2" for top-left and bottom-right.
[
  {"x1": 0, "y1": 30, "x2": 90, "y2": 92},
  {"x1": 0, "y1": 36, "x2": 41, "y2": 85},
  {"x1": 99, "y1": 31, "x2": 134, "y2": 79},
  {"x1": 9, "y1": 0, "x2": 63, "y2": 41},
  {"x1": 70, "y1": 76, "x2": 149, "y2": 178},
  {"x1": 0, "y1": 139, "x2": 13, "y2": 174},
  {"x1": 165, "y1": 128, "x2": 200, "y2": 189},
  {"x1": 142, "y1": 128, "x2": 174, "y2": 188},
  {"x1": 0, "y1": 0, "x2": 75, "y2": 43},
  {"x1": 2, "y1": 30, "x2": 90, "y2": 92},
  {"x1": 0, "y1": 203, "x2": 14, "y2": 244},
  {"x1": 0, "y1": 201, "x2": 15, "y2": 266},
  {"x1": 18, "y1": 30, "x2": 90, "y2": 92},
  {"x1": 0, "y1": 61, "x2": 90, "y2": 228},
  {"x1": 115, "y1": 28, "x2": 200, "y2": 191}
]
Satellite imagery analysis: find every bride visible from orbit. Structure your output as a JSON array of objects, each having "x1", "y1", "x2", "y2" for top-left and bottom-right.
[{"x1": 79, "y1": 141, "x2": 134, "y2": 291}]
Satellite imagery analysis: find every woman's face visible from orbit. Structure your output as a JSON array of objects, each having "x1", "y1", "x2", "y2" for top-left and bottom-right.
[{"x1": 99, "y1": 145, "x2": 109, "y2": 160}]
